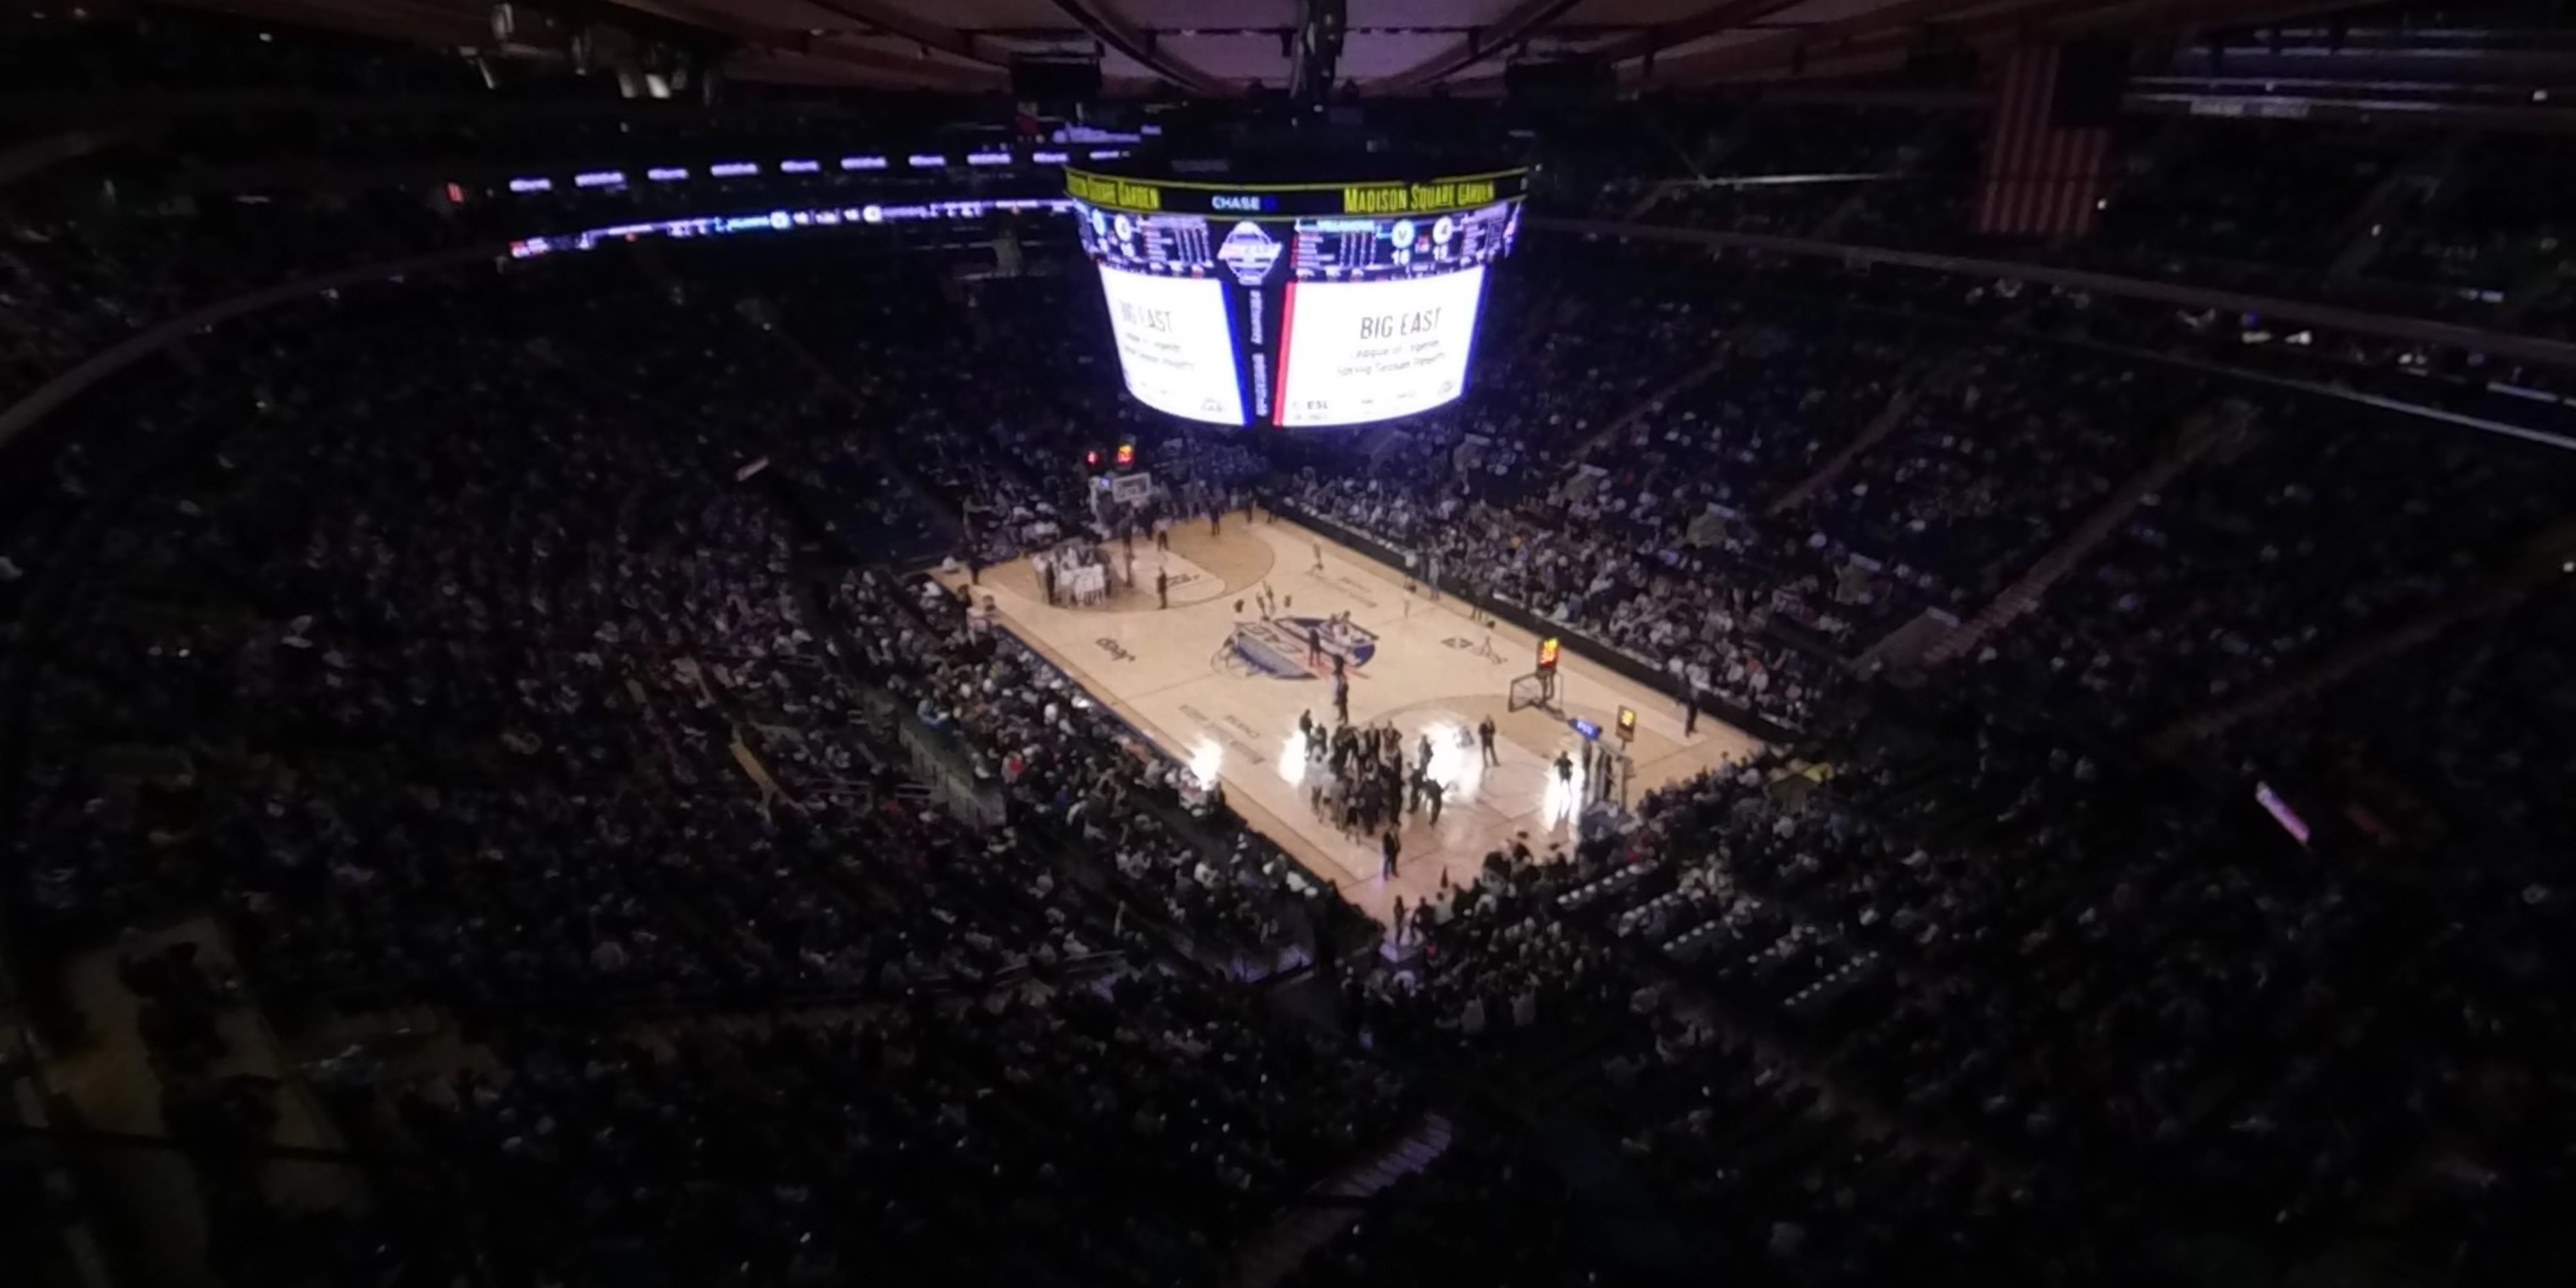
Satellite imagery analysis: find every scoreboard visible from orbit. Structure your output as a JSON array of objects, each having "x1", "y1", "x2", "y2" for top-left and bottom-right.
[{"x1": 1070, "y1": 164, "x2": 1527, "y2": 428}]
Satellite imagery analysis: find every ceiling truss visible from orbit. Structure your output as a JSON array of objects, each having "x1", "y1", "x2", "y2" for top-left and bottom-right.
[{"x1": 158, "y1": 0, "x2": 2448, "y2": 97}]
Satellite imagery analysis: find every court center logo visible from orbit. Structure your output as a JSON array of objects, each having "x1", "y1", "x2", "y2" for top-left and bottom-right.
[{"x1": 1218, "y1": 615, "x2": 1377, "y2": 680}]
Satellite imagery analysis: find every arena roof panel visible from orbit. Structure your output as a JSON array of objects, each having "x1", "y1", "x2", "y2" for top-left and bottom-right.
[{"x1": 167, "y1": 0, "x2": 2384, "y2": 95}]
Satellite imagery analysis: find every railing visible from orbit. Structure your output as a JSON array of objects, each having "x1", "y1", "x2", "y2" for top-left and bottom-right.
[
  {"x1": 881, "y1": 692, "x2": 1009, "y2": 830},
  {"x1": 402, "y1": 950, "x2": 1130, "y2": 1024},
  {"x1": 802, "y1": 564, "x2": 1327, "y2": 974},
  {"x1": 1536, "y1": 214, "x2": 2576, "y2": 373},
  {"x1": 0, "y1": 126, "x2": 129, "y2": 188},
  {"x1": 957, "y1": 606, "x2": 1350, "y2": 971},
  {"x1": 786, "y1": 575, "x2": 1008, "y2": 831}
]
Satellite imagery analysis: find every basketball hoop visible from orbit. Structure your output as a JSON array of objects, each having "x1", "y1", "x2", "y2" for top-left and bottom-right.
[{"x1": 1507, "y1": 670, "x2": 1557, "y2": 713}]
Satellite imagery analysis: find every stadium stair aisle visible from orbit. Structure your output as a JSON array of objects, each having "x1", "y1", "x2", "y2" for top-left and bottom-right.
[
  {"x1": 2500, "y1": 253, "x2": 2568, "y2": 323},
  {"x1": 1624, "y1": 115, "x2": 1756, "y2": 222},
  {"x1": 1766, "y1": 351, "x2": 1965, "y2": 515},
  {"x1": 1922, "y1": 400, "x2": 2249, "y2": 668},
  {"x1": 1229, "y1": 1112, "x2": 1456, "y2": 1288},
  {"x1": 0, "y1": 126, "x2": 135, "y2": 191},
  {"x1": 1468, "y1": 273, "x2": 1580, "y2": 394},
  {"x1": 1810, "y1": 114, "x2": 1963, "y2": 243},
  {"x1": 2150, "y1": 517, "x2": 2576, "y2": 752},
  {"x1": 1848, "y1": 606, "x2": 1963, "y2": 678},
  {"x1": 2327, "y1": 130, "x2": 2475, "y2": 283},
  {"x1": 1621, "y1": 181, "x2": 1674, "y2": 222},
  {"x1": 714, "y1": 291, "x2": 983, "y2": 564},
  {"x1": 528, "y1": 275, "x2": 964, "y2": 573},
  {"x1": 1560, "y1": 324, "x2": 1755, "y2": 467},
  {"x1": 1568, "y1": 889, "x2": 2007, "y2": 1173}
]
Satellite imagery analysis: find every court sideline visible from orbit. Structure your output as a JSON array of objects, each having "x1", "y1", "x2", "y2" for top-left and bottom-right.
[{"x1": 937, "y1": 515, "x2": 1763, "y2": 926}]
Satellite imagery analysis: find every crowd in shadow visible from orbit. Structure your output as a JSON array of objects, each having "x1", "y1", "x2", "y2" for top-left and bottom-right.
[{"x1": 3, "y1": 19, "x2": 2574, "y2": 1285}]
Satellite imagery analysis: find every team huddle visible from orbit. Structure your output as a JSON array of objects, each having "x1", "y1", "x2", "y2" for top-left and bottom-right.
[{"x1": 1297, "y1": 710, "x2": 1491, "y2": 878}]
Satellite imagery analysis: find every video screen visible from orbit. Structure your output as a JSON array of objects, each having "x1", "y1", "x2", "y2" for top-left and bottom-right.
[
  {"x1": 1071, "y1": 195, "x2": 1517, "y2": 428},
  {"x1": 1274, "y1": 267, "x2": 1488, "y2": 428},
  {"x1": 1095, "y1": 265, "x2": 1245, "y2": 425},
  {"x1": 1289, "y1": 204, "x2": 1518, "y2": 281},
  {"x1": 1079, "y1": 207, "x2": 1220, "y2": 277}
]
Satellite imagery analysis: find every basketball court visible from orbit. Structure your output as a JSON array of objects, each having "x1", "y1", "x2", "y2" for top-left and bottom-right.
[{"x1": 936, "y1": 515, "x2": 1765, "y2": 927}]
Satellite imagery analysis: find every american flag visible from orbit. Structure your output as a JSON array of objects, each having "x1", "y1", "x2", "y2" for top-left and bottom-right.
[{"x1": 1973, "y1": 44, "x2": 2117, "y2": 242}]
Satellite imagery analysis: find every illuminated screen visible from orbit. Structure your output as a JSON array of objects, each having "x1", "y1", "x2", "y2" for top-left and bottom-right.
[
  {"x1": 1274, "y1": 267, "x2": 1487, "y2": 428},
  {"x1": 1095, "y1": 265, "x2": 1245, "y2": 425},
  {"x1": 1071, "y1": 191, "x2": 1518, "y2": 428}
]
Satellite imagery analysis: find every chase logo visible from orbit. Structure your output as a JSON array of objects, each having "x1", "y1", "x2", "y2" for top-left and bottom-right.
[{"x1": 1217, "y1": 615, "x2": 1376, "y2": 680}]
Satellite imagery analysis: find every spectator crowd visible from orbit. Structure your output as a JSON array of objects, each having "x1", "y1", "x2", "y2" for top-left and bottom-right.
[{"x1": 5, "y1": 14, "x2": 2576, "y2": 1287}]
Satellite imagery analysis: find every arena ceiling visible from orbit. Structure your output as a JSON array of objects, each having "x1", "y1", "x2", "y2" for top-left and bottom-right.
[{"x1": 183, "y1": 0, "x2": 2373, "y2": 95}]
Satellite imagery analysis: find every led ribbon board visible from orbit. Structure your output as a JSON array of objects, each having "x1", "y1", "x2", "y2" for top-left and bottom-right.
[{"x1": 1063, "y1": 168, "x2": 1531, "y2": 219}]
